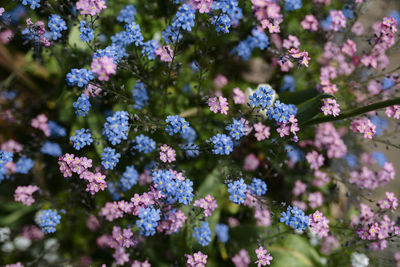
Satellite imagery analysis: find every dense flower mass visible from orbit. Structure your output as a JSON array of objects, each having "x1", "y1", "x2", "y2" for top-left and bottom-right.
[{"x1": 3, "y1": 0, "x2": 400, "y2": 266}]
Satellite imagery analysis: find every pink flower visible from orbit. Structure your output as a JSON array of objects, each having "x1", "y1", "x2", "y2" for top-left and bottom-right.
[
  {"x1": 309, "y1": 210, "x2": 330, "y2": 238},
  {"x1": 86, "y1": 215, "x2": 100, "y2": 231},
  {"x1": 214, "y1": 74, "x2": 228, "y2": 89},
  {"x1": 292, "y1": 180, "x2": 306, "y2": 196},
  {"x1": 330, "y1": 10, "x2": 346, "y2": 31},
  {"x1": 351, "y1": 21, "x2": 364, "y2": 35},
  {"x1": 379, "y1": 192, "x2": 398, "y2": 212},
  {"x1": 232, "y1": 88, "x2": 246, "y2": 104},
  {"x1": 321, "y1": 236, "x2": 339, "y2": 255},
  {"x1": 361, "y1": 55, "x2": 377, "y2": 69},
  {"x1": 342, "y1": 39, "x2": 357, "y2": 56},
  {"x1": 31, "y1": 114, "x2": 50, "y2": 136},
  {"x1": 306, "y1": 151, "x2": 325, "y2": 170},
  {"x1": 0, "y1": 29, "x2": 14, "y2": 44},
  {"x1": 1, "y1": 139, "x2": 23, "y2": 153},
  {"x1": 350, "y1": 117, "x2": 376, "y2": 139},
  {"x1": 262, "y1": 20, "x2": 280, "y2": 33},
  {"x1": 255, "y1": 207, "x2": 271, "y2": 226},
  {"x1": 253, "y1": 122, "x2": 270, "y2": 141},
  {"x1": 185, "y1": 251, "x2": 208, "y2": 267},
  {"x1": 157, "y1": 210, "x2": 187, "y2": 235},
  {"x1": 385, "y1": 105, "x2": 400, "y2": 119},
  {"x1": 85, "y1": 172, "x2": 107, "y2": 195},
  {"x1": 301, "y1": 15, "x2": 318, "y2": 31},
  {"x1": 156, "y1": 45, "x2": 174, "y2": 62},
  {"x1": 321, "y1": 98, "x2": 340, "y2": 117},
  {"x1": 207, "y1": 96, "x2": 229, "y2": 114},
  {"x1": 76, "y1": 0, "x2": 107, "y2": 16},
  {"x1": 84, "y1": 84, "x2": 102, "y2": 97},
  {"x1": 191, "y1": 0, "x2": 213, "y2": 13},
  {"x1": 193, "y1": 195, "x2": 218, "y2": 217},
  {"x1": 277, "y1": 124, "x2": 290, "y2": 137},
  {"x1": 255, "y1": 246, "x2": 273, "y2": 266},
  {"x1": 91, "y1": 56, "x2": 116, "y2": 81},
  {"x1": 232, "y1": 249, "x2": 250, "y2": 267},
  {"x1": 308, "y1": 192, "x2": 324, "y2": 209},
  {"x1": 282, "y1": 35, "x2": 300, "y2": 49},
  {"x1": 14, "y1": 185, "x2": 39, "y2": 206},
  {"x1": 159, "y1": 144, "x2": 176, "y2": 163},
  {"x1": 243, "y1": 153, "x2": 259, "y2": 171}
]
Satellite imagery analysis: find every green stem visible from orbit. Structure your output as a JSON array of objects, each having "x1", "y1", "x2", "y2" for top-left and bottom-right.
[{"x1": 302, "y1": 97, "x2": 400, "y2": 126}]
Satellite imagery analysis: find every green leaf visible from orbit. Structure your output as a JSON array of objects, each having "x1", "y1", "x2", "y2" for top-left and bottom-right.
[
  {"x1": 296, "y1": 93, "x2": 335, "y2": 123},
  {"x1": 279, "y1": 88, "x2": 319, "y2": 105}
]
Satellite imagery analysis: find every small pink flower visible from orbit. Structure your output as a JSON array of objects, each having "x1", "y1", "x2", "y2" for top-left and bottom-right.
[
  {"x1": 306, "y1": 151, "x2": 324, "y2": 170},
  {"x1": 292, "y1": 180, "x2": 306, "y2": 196},
  {"x1": 214, "y1": 74, "x2": 228, "y2": 89},
  {"x1": 301, "y1": 15, "x2": 318, "y2": 31},
  {"x1": 255, "y1": 246, "x2": 273, "y2": 266},
  {"x1": 243, "y1": 153, "x2": 259, "y2": 171},
  {"x1": 342, "y1": 39, "x2": 357, "y2": 56},
  {"x1": 159, "y1": 144, "x2": 176, "y2": 163},
  {"x1": 330, "y1": 10, "x2": 346, "y2": 31},
  {"x1": 232, "y1": 88, "x2": 246, "y2": 104},
  {"x1": 282, "y1": 35, "x2": 300, "y2": 49},
  {"x1": 76, "y1": 0, "x2": 107, "y2": 16},
  {"x1": 232, "y1": 249, "x2": 250, "y2": 267},
  {"x1": 277, "y1": 124, "x2": 290, "y2": 137},
  {"x1": 31, "y1": 114, "x2": 50, "y2": 136},
  {"x1": 156, "y1": 45, "x2": 174, "y2": 62},
  {"x1": 91, "y1": 56, "x2": 116, "y2": 81},
  {"x1": 321, "y1": 98, "x2": 340, "y2": 117},
  {"x1": 14, "y1": 185, "x2": 39, "y2": 206},
  {"x1": 308, "y1": 192, "x2": 324, "y2": 209}
]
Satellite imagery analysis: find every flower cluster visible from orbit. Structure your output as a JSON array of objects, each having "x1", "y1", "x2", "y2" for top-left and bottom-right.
[
  {"x1": 70, "y1": 128, "x2": 93, "y2": 150},
  {"x1": 152, "y1": 169, "x2": 194, "y2": 204},
  {"x1": 308, "y1": 211, "x2": 330, "y2": 238},
  {"x1": 14, "y1": 185, "x2": 39, "y2": 206},
  {"x1": 66, "y1": 69, "x2": 94, "y2": 88},
  {"x1": 165, "y1": 115, "x2": 190, "y2": 135},
  {"x1": 321, "y1": 98, "x2": 340, "y2": 117},
  {"x1": 255, "y1": 246, "x2": 273, "y2": 266},
  {"x1": 101, "y1": 147, "x2": 120, "y2": 170},
  {"x1": 249, "y1": 178, "x2": 267, "y2": 196},
  {"x1": 253, "y1": 122, "x2": 270, "y2": 141},
  {"x1": 79, "y1": 21, "x2": 94, "y2": 42},
  {"x1": 194, "y1": 195, "x2": 218, "y2": 217},
  {"x1": 133, "y1": 134, "x2": 156, "y2": 153},
  {"x1": 159, "y1": 144, "x2": 176, "y2": 163},
  {"x1": 102, "y1": 111, "x2": 129, "y2": 145},
  {"x1": 249, "y1": 85, "x2": 275, "y2": 109},
  {"x1": 227, "y1": 179, "x2": 247, "y2": 204},
  {"x1": 210, "y1": 134, "x2": 233, "y2": 155},
  {"x1": 15, "y1": 156, "x2": 35, "y2": 174},
  {"x1": 193, "y1": 221, "x2": 212, "y2": 246},
  {"x1": 208, "y1": 96, "x2": 229, "y2": 114},
  {"x1": 131, "y1": 82, "x2": 149, "y2": 110},
  {"x1": 91, "y1": 56, "x2": 117, "y2": 81},
  {"x1": 39, "y1": 209, "x2": 61, "y2": 234},
  {"x1": 136, "y1": 206, "x2": 161, "y2": 236},
  {"x1": 280, "y1": 206, "x2": 309, "y2": 231},
  {"x1": 185, "y1": 251, "x2": 208, "y2": 267},
  {"x1": 350, "y1": 117, "x2": 377, "y2": 139},
  {"x1": 48, "y1": 14, "x2": 67, "y2": 40}
]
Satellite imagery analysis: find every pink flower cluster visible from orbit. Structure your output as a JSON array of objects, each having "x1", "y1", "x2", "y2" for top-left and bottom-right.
[
  {"x1": 213, "y1": 74, "x2": 228, "y2": 89},
  {"x1": 1, "y1": 139, "x2": 23, "y2": 153},
  {"x1": 14, "y1": 185, "x2": 39, "y2": 206},
  {"x1": 252, "y1": 0, "x2": 282, "y2": 34},
  {"x1": 91, "y1": 56, "x2": 116, "y2": 81},
  {"x1": 76, "y1": 0, "x2": 106, "y2": 16},
  {"x1": 58, "y1": 154, "x2": 107, "y2": 195},
  {"x1": 189, "y1": 0, "x2": 213, "y2": 14},
  {"x1": 26, "y1": 18, "x2": 50, "y2": 47},
  {"x1": 157, "y1": 209, "x2": 187, "y2": 235},
  {"x1": 232, "y1": 249, "x2": 250, "y2": 267},
  {"x1": 160, "y1": 144, "x2": 176, "y2": 163},
  {"x1": 350, "y1": 117, "x2": 376, "y2": 139},
  {"x1": 282, "y1": 35, "x2": 300, "y2": 50},
  {"x1": 208, "y1": 96, "x2": 229, "y2": 114},
  {"x1": 314, "y1": 123, "x2": 347, "y2": 158},
  {"x1": 330, "y1": 10, "x2": 346, "y2": 31},
  {"x1": 109, "y1": 226, "x2": 136, "y2": 249},
  {"x1": 276, "y1": 115, "x2": 299, "y2": 141},
  {"x1": 379, "y1": 192, "x2": 398, "y2": 212},
  {"x1": 306, "y1": 151, "x2": 324, "y2": 170},
  {"x1": 193, "y1": 194, "x2": 218, "y2": 217},
  {"x1": 255, "y1": 246, "x2": 273, "y2": 266},
  {"x1": 356, "y1": 203, "x2": 400, "y2": 250},
  {"x1": 84, "y1": 84, "x2": 102, "y2": 97},
  {"x1": 31, "y1": 114, "x2": 50, "y2": 136},
  {"x1": 349, "y1": 162, "x2": 395, "y2": 190},
  {"x1": 21, "y1": 225, "x2": 44, "y2": 241},
  {"x1": 321, "y1": 236, "x2": 339, "y2": 255},
  {"x1": 156, "y1": 45, "x2": 174, "y2": 62},
  {"x1": 131, "y1": 260, "x2": 151, "y2": 267},
  {"x1": 342, "y1": 39, "x2": 357, "y2": 56},
  {"x1": 309, "y1": 210, "x2": 330, "y2": 238},
  {"x1": 301, "y1": 15, "x2": 318, "y2": 32},
  {"x1": 292, "y1": 180, "x2": 306, "y2": 197},
  {"x1": 243, "y1": 153, "x2": 259, "y2": 171},
  {"x1": 288, "y1": 48, "x2": 311, "y2": 68},
  {"x1": 232, "y1": 88, "x2": 246, "y2": 104},
  {"x1": 321, "y1": 98, "x2": 340, "y2": 117},
  {"x1": 313, "y1": 170, "x2": 330, "y2": 187},
  {"x1": 185, "y1": 251, "x2": 208, "y2": 267},
  {"x1": 253, "y1": 122, "x2": 270, "y2": 141},
  {"x1": 386, "y1": 105, "x2": 400, "y2": 119},
  {"x1": 308, "y1": 192, "x2": 323, "y2": 209}
]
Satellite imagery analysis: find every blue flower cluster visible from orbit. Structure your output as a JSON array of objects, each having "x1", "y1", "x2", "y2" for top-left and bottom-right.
[
  {"x1": 233, "y1": 29, "x2": 269, "y2": 61},
  {"x1": 103, "y1": 111, "x2": 130, "y2": 145},
  {"x1": 21, "y1": 0, "x2": 40, "y2": 10},
  {"x1": 162, "y1": 26, "x2": 183, "y2": 44},
  {"x1": 131, "y1": 82, "x2": 149, "y2": 110},
  {"x1": 124, "y1": 22, "x2": 144, "y2": 46},
  {"x1": 49, "y1": 121, "x2": 66, "y2": 138},
  {"x1": 79, "y1": 21, "x2": 95, "y2": 42},
  {"x1": 248, "y1": 84, "x2": 275, "y2": 109},
  {"x1": 266, "y1": 100, "x2": 297, "y2": 124},
  {"x1": 280, "y1": 206, "x2": 309, "y2": 231},
  {"x1": 16, "y1": 157, "x2": 35, "y2": 174},
  {"x1": 73, "y1": 94, "x2": 91, "y2": 117},
  {"x1": 281, "y1": 75, "x2": 296, "y2": 92},
  {"x1": 48, "y1": 14, "x2": 67, "y2": 40},
  {"x1": 193, "y1": 222, "x2": 212, "y2": 246},
  {"x1": 285, "y1": 0, "x2": 302, "y2": 11},
  {"x1": 66, "y1": 69, "x2": 94, "y2": 87},
  {"x1": 133, "y1": 134, "x2": 156, "y2": 154},
  {"x1": 152, "y1": 169, "x2": 194, "y2": 204},
  {"x1": 210, "y1": 134, "x2": 233, "y2": 155},
  {"x1": 117, "y1": 5, "x2": 137, "y2": 24},
  {"x1": 227, "y1": 179, "x2": 247, "y2": 204},
  {"x1": 181, "y1": 143, "x2": 200, "y2": 158},
  {"x1": 141, "y1": 40, "x2": 158, "y2": 60},
  {"x1": 101, "y1": 147, "x2": 121, "y2": 170},
  {"x1": 119, "y1": 165, "x2": 139, "y2": 192},
  {"x1": 173, "y1": 4, "x2": 196, "y2": 32},
  {"x1": 0, "y1": 150, "x2": 13, "y2": 182},
  {"x1": 212, "y1": 0, "x2": 242, "y2": 27},
  {"x1": 136, "y1": 206, "x2": 161, "y2": 236},
  {"x1": 181, "y1": 126, "x2": 197, "y2": 143},
  {"x1": 212, "y1": 14, "x2": 231, "y2": 33},
  {"x1": 215, "y1": 223, "x2": 229, "y2": 243},
  {"x1": 94, "y1": 45, "x2": 127, "y2": 63},
  {"x1": 40, "y1": 142, "x2": 62, "y2": 157},
  {"x1": 226, "y1": 119, "x2": 246, "y2": 140},
  {"x1": 165, "y1": 115, "x2": 190, "y2": 136},
  {"x1": 249, "y1": 178, "x2": 267, "y2": 196},
  {"x1": 70, "y1": 128, "x2": 93, "y2": 150},
  {"x1": 39, "y1": 209, "x2": 61, "y2": 234}
]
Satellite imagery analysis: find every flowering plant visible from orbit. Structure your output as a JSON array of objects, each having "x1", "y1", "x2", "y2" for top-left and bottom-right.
[{"x1": 1, "y1": 0, "x2": 400, "y2": 266}]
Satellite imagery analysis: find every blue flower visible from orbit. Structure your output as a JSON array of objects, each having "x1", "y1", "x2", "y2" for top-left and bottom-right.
[
  {"x1": 181, "y1": 126, "x2": 197, "y2": 143},
  {"x1": 165, "y1": 115, "x2": 190, "y2": 136},
  {"x1": 16, "y1": 157, "x2": 35, "y2": 174},
  {"x1": 141, "y1": 40, "x2": 159, "y2": 60},
  {"x1": 102, "y1": 111, "x2": 130, "y2": 145},
  {"x1": 101, "y1": 147, "x2": 120, "y2": 170},
  {"x1": 382, "y1": 77, "x2": 395, "y2": 90},
  {"x1": 281, "y1": 75, "x2": 296, "y2": 92},
  {"x1": 136, "y1": 206, "x2": 161, "y2": 236},
  {"x1": 227, "y1": 179, "x2": 247, "y2": 204},
  {"x1": 371, "y1": 152, "x2": 387, "y2": 167},
  {"x1": 40, "y1": 142, "x2": 62, "y2": 157},
  {"x1": 344, "y1": 154, "x2": 358, "y2": 168},
  {"x1": 171, "y1": 4, "x2": 196, "y2": 32},
  {"x1": 215, "y1": 223, "x2": 229, "y2": 243},
  {"x1": 39, "y1": 209, "x2": 61, "y2": 234},
  {"x1": 133, "y1": 134, "x2": 156, "y2": 153},
  {"x1": 70, "y1": 128, "x2": 93, "y2": 150},
  {"x1": 73, "y1": 94, "x2": 91, "y2": 117},
  {"x1": 193, "y1": 222, "x2": 212, "y2": 246},
  {"x1": 79, "y1": 21, "x2": 94, "y2": 42},
  {"x1": 48, "y1": 14, "x2": 67, "y2": 40},
  {"x1": 119, "y1": 166, "x2": 139, "y2": 192},
  {"x1": 226, "y1": 119, "x2": 246, "y2": 140},
  {"x1": 152, "y1": 169, "x2": 194, "y2": 204},
  {"x1": 21, "y1": 0, "x2": 40, "y2": 10},
  {"x1": 280, "y1": 206, "x2": 309, "y2": 231},
  {"x1": 162, "y1": 26, "x2": 183, "y2": 44},
  {"x1": 181, "y1": 143, "x2": 200, "y2": 157},
  {"x1": 131, "y1": 82, "x2": 149, "y2": 110},
  {"x1": 94, "y1": 45, "x2": 127, "y2": 63},
  {"x1": 212, "y1": 14, "x2": 231, "y2": 33},
  {"x1": 66, "y1": 69, "x2": 94, "y2": 88},
  {"x1": 124, "y1": 22, "x2": 144, "y2": 46},
  {"x1": 266, "y1": 100, "x2": 297, "y2": 124},
  {"x1": 249, "y1": 85, "x2": 275, "y2": 109},
  {"x1": 49, "y1": 121, "x2": 66, "y2": 138},
  {"x1": 0, "y1": 150, "x2": 13, "y2": 168},
  {"x1": 285, "y1": 0, "x2": 302, "y2": 11},
  {"x1": 117, "y1": 5, "x2": 137, "y2": 24},
  {"x1": 249, "y1": 178, "x2": 267, "y2": 196},
  {"x1": 370, "y1": 116, "x2": 388, "y2": 136},
  {"x1": 285, "y1": 145, "x2": 303, "y2": 163},
  {"x1": 210, "y1": 134, "x2": 233, "y2": 155}
]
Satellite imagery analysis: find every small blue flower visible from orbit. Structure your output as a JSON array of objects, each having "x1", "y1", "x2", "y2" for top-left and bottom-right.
[
  {"x1": 285, "y1": 0, "x2": 302, "y2": 11},
  {"x1": 141, "y1": 40, "x2": 159, "y2": 60},
  {"x1": 280, "y1": 205, "x2": 309, "y2": 231},
  {"x1": 371, "y1": 152, "x2": 387, "y2": 167},
  {"x1": 181, "y1": 143, "x2": 200, "y2": 157},
  {"x1": 136, "y1": 206, "x2": 161, "y2": 236},
  {"x1": 133, "y1": 134, "x2": 156, "y2": 154},
  {"x1": 39, "y1": 209, "x2": 61, "y2": 234},
  {"x1": 124, "y1": 22, "x2": 144, "y2": 46},
  {"x1": 193, "y1": 222, "x2": 212, "y2": 246},
  {"x1": 16, "y1": 157, "x2": 35, "y2": 174},
  {"x1": 215, "y1": 223, "x2": 229, "y2": 243},
  {"x1": 117, "y1": 5, "x2": 137, "y2": 24},
  {"x1": 171, "y1": 4, "x2": 196, "y2": 32},
  {"x1": 119, "y1": 165, "x2": 139, "y2": 192},
  {"x1": 227, "y1": 179, "x2": 247, "y2": 204},
  {"x1": 131, "y1": 82, "x2": 149, "y2": 110},
  {"x1": 249, "y1": 178, "x2": 267, "y2": 196},
  {"x1": 101, "y1": 147, "x2": 120, "y2": 170},
  {"x1": 79, "y1": 21, "x2": 95, "y2": 42},
  {"x1": 40, "y1": 142, "x2": 62, "y2": 157},
  {"x1": 49, "y1": 121, "x2": 66, "y2": 138},
  {"x1": 73, "y1": 94, "x2": 91, "y2": 117},
  {"x1": 102, "y1": 111, "x2": 130, "y2": 145},
  {"x1": 66, "y1": 69, "x2": 94, "y2": 88},
  {"x1": 70, "y1": 128, "x2": 93, "y2": 150},
  {"x1": 266, "y1": 100, "x2": 297, "y2": 124},
  {"x1": 226, "y1": 119, "x2": 246, "y2": 140},
  {"x1": 165, "y1": 115, "x2": 190, "y2": 136},
  {"x1": 210, "y1": 134, "x2": 233, "y2": 155},
  {"x1": 21, "y1": 0, "x2": 41, "y2": 10},
  {"x1": 281, "y1": 75, "x2": 296, "y2": 92},
  {"x1": 249, "y1": 85, "x2": 275, "y2": 109},
  {"x1": 48, "y1": 14, "x2": 67, "y2": 40}
]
